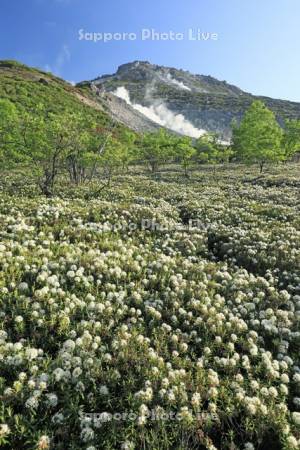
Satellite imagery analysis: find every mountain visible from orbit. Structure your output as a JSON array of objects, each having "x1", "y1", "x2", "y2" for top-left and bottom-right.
[
  {"x1": 2, "y1": 59, "x2": 300, "y2": 142},
  {"x1": 78, "y1": 61, "x2": 300, "y2": 140}
]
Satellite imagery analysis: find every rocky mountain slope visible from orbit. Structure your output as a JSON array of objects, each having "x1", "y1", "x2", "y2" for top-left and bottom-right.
[
  {"x1": 78, "y1": 61, "x2": 300, "y2": 140},
  {"x1": 95, "y1": 90, "x2": 161, "y2": 133}
]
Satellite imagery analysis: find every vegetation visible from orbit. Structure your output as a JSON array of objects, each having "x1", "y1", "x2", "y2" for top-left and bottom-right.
[
  {"x1": 282, "y1": 119, "x2": 300, "y2": 161},
  {"x1": 1, "y1": 61, "x2": 300, "y2": 190},
  {"x1": 195, "y1": 133, "x2": 232, "y2": 166},
  {"x1": 232, "y1": 101, "x2": 284, "y2": 172},
  {"x1": 0, "y1": 60, "x2": 132, "y2": 192},
  {"x1": 0, "y1": 60, "x2": 300, "y2": 449},
  {"x1": 174, "y1": 135, "x2": 195, "y2": 177},
  {"x1": 0, "y1": 165, "x2": 300, "y2": 449}
]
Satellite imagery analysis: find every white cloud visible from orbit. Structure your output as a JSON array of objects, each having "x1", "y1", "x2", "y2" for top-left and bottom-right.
[{"x1": 113, "y1": 86, "x2": 205, "y2": 138}]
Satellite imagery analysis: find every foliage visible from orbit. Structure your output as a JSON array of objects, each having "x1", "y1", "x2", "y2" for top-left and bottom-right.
[
  {"x1": 195, "y1": 133, "x2": 231, "y2": 165},
  {"x1": 140, "y1": 129, "x2": 176, "y2": 172},
  {"x1": 232, "y1": 101, "x2": 284, "y2": 172},
  {"x1": 0, "y1": 164, "x2": 299, "y2": 449},
  {"x1": 173, "y1": 135, "x2": 196, "y2": 176},
  {"x1": 99, "y1": 135, "x2": 125, "y2": 184},
  {"x1": 117, "y1": 129, "x2": 138, "y2": 170},
  {"x1": 282, "y1": 119, "x2": 300, "y2": 161}
]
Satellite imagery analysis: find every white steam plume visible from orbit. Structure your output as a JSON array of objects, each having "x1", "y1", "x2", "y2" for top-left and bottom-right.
[
  {"x1": 166, "y1": 74, "x2": 191, "y2": 91},
  {"x1": 113, "y1": 86, "x2": 205, "y2": 139}
]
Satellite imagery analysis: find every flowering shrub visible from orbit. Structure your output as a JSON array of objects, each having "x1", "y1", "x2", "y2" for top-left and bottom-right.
[{"x1": 0, "y1": 165, "x2": 299, "y2": 449}]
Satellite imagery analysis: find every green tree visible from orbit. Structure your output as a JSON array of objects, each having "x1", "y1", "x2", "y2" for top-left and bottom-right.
[
  {"x1": 65, "y1": 114, "x2": 105, "y2": 185},
  {"x1": 118, "y1": 129, "x2": 138, "y2": 171},
  {"x1": 100, "y1": 136, "x2": 124, "y2": 186},
  {"x1": 174, "y1": 135, "x2": 196, "y2": 177},
  {"x1": 29, "y1": 110, "x2": 73, "y2": 195},
  {"x1": 232, "y1": 101, "x2": 283, "y2": 172},
  {"x1": 196, "y1": 133, "x2": 223, "y2": 165},
  {"x1": 141, "y1": 129, "x2": 175, "y2": 172},
  {"x1": 10, "y1": 105, "x2": 81, "y2": 195},
  {"x1": 282, "y1": 119, "x2": 300, "y2": 162}
]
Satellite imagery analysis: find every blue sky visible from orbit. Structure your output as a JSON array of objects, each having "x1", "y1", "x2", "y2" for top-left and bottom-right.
[{"x1": 1, "y1": 0, "x2": 299, "y2": 101}]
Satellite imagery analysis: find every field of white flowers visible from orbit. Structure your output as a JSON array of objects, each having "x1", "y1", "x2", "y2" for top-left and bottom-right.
[{"x1": 0, "y1": 165, "x2": 299, "y2": 450}]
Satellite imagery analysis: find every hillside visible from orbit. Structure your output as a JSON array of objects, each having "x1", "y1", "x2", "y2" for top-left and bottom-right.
[{"x1": 0, "y1": 60, "x2": 133, "y2": 141}]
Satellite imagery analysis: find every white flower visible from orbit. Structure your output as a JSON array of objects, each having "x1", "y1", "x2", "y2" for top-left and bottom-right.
[
  {"x1": 99, "y1": 385, "x2": 109, "y2": 396},
  {"x1": 28, "y1": 379, "x2": 36, "y2": 389},
  {"x1": 293, "y1": 373, "x2": 300, "y2": 384},
  {"x1": 244, "y1": 443, "x2": 255, "y2": 450},
  {"x1": 293, "y1": 397, "x2": 300, "y2": 408},
  {"x1": 0, "y1": 424, "x2": 10, "y2": 437},
  {"x1": 137, "y1": 415, "x2": 147, "y2": 426},
  {"x1": 280, "y1": 384, "x2": 288, "y2": 395},
  {"x1": 121, "y1": 441, "x2": 134, "y2": 450},
  {"x1": 246, "y1": 404, "x2": 256, "y2": 415},
  {"x1": 46, "y1": 393, "x2": 58, "y2": 407},
  {"x1": 291, "y1": 412, "x2": 300, "y2": 426},
  {"x1": 179, "y1": 406, "x2": 193, "y2": 422},
  {"x1": 281, "y1": 373, "x2": 289, "y2": 384},
  {"x1": 72, "y1": 367, "x2": 83, "y2": 378},
  {"x1": 52, "y1": 413, "x2": 64, "y2": 424},
  {"x1": 191, "y1": 392, "x2": 201, "y2": 408},
  {"x1": 268, "y1": 387, "x2": 278, "y2": 398},
  {"x1": 80, "y1": 427, "x2": 94, "y2": 442},
  {"x1": 18, "y1": 282, "x2": 29, "y2": 292},
  {"x1": 25, "y1": 348, "x2": 39, "y2": 361},
  {"x1": 15, "y1": 315, "x2": 24, "y2": 323},
  {"x1": 286, "y1": 435, "x2": 298, "y2": 448},
  {"x1": 63, "y1": 339, "x2": 76, "y2": 352},
  {"x1": 37, "y1": 435, "x2": 50, "y2": 449},
  {"x1": 53, "y1": 368, "x2": 65, "y2": 382},
  {"x1": 25, "y1": 396, "x2": 39, "y2": 409}
]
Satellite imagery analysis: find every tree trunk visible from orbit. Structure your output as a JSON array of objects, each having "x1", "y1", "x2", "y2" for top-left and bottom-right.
[
  {"x1": 39, "y1": 168, "x2": 53, "y2": 197},
  {"x1": 150, "y1": 161, "x2": 157, "y2": 173},
  {"x1": 183, "y1": 163, "x2": 189, "y2": 178}
]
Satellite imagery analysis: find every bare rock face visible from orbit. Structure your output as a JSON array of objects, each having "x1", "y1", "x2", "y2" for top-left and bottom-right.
[
  {"x1": 101, "y1": 91, "x2": 160, "y2": 133},
  {"x1": 78, "y1": 61, "x2": 300, "y2": 140}
]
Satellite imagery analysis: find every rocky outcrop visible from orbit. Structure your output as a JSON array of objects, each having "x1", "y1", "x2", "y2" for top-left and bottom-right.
[{"x1": 78, "y1": 61, "x2": 300, "y2": 140}]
